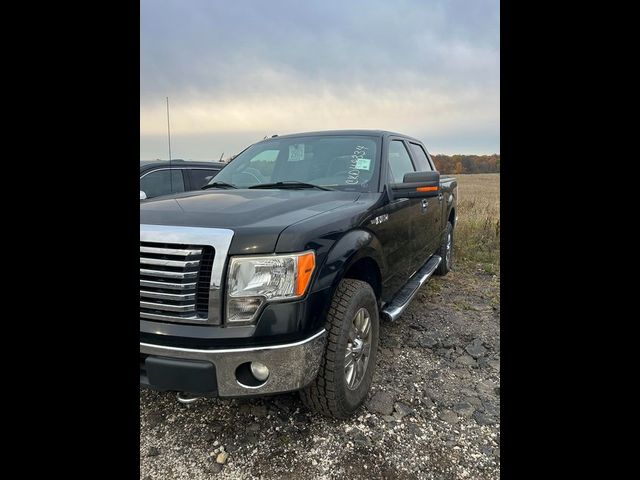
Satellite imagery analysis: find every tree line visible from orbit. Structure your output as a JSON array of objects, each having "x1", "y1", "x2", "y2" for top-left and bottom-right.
[{"x1": 431, "y1": 154, "x2": 500, "y2": 174}]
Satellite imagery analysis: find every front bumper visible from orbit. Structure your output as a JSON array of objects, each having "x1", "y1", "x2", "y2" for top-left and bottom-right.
[{"x1": 140, "y1": 329, "x2": 326, "y2": 397}]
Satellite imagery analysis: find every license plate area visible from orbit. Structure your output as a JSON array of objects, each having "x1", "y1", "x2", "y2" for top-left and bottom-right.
[{"x1": 145, "y1": 356, "x2": 218, "y2": 394}]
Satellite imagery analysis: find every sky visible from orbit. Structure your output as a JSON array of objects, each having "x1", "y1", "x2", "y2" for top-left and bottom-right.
[{"x1": 140, "y1": 0, "x2": 499, "y2": 160}]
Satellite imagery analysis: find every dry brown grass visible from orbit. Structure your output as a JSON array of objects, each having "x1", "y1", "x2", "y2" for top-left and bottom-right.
[{"x1": 453, "y1": 173, "x2": 500, "y2": 273}]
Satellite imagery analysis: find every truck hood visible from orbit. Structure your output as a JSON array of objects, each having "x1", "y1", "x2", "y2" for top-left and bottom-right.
[{"x1": 140, "y1": 189, "x2": 361, "y2": 254}]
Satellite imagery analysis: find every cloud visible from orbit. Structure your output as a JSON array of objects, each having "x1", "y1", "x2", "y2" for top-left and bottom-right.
[{"x1": 140, "y1": 0, "x2": 499, "y2": 156}]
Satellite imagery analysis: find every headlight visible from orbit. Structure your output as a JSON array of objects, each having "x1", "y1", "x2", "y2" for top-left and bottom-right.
[{"x1": 226, "y1": 251, "x2": 315, "y2": 324}]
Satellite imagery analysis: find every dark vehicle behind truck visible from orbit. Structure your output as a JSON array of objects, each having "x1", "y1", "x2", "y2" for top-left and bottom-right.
[
  {"x1": 140, "y1": 160, "x2": 225, "y2": 199},
  {"x1": 140, "y1": 130, "x2": 457, "y2": 418}
]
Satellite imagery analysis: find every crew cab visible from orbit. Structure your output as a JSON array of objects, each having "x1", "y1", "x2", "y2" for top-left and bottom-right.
[
  {"x1": 140, "y1": 160, "x2": 226, "y2": 199},
  {"x1": 140, "y1": 130, "x2": 457, "y2": 418}
]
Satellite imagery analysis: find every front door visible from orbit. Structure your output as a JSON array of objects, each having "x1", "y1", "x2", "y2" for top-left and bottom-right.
[
  {"x1": 408, "y1": 141, "x2": 442, "y2": 262},
  {"x1": 385, "y1": 139, "x2": 426, "y2": 278}
]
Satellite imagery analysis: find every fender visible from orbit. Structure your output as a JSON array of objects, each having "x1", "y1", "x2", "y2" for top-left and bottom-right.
[{"x1": 311, "y1": 228, "x2": 386, "y2": 294}]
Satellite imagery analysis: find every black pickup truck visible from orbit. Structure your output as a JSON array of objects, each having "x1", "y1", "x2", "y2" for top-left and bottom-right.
[{"x1": 140, "y1": 130, "x2": 457, "y2": 418}]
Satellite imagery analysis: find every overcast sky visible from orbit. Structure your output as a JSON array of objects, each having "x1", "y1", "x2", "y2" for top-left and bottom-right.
[{"x1": 140, "y1": 0, "x2": 499, "y2": 160}]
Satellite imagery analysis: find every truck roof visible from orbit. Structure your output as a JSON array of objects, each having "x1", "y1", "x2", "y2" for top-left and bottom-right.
[{"x1": 257, "y1": 129, "x2": 424, "y2": 144}]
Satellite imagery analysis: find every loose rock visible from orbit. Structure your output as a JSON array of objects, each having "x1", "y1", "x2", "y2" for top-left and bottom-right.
[
  {"x1": 366, "y1": 391, "x2": 395, "y2": 416},
  {"x1": 394, "y1": 402, "x2": 414, "y2": 419},
  {"x1": 476, "y1": 380, "x2": 498, "y2": 396},
  {"x1": 465, "y1": 396, "x2": 483, "y2": 408},
  {"x1": 473, "y1": 411, "x2": 497, "y2": 426},
  {"x1": 465, "y1": 339, "x2": 488, "y2": 358},
  {"x1": 147, "y1": 446, "x2": 160, "y2": 457},
  {"x1": 483, "y1": 401, "x2": 500, "y2": 417},
  {"x1": 146, "y1": 411, "x2": 164, "y2": 427},
  {"x1": 439, "y1": 409, "x2": 459, "y2": 424},
  {"x1": 455, "y1": 354, "x2": 477, "y2": 366},
  {"x1": 420, "y1": 335, "x2": 439, "y2": 349},
  {"x1": 441, "y1": 336, "x2": 458, "y2": 348},
  {"x1": 351, "y1": 430, "x2": 372, "y2": 447},
  {"x1": 452, "y1": 401, "x2": 475, "y2": 417}
]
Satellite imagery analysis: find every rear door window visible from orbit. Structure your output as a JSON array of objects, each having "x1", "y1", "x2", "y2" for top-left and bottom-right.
[
  {"x1": 140, "y1": 169, "x2": 185, "y2": 198},
  {"x1": 409, "y1": 143, "x2": 433, "y2": 172}
]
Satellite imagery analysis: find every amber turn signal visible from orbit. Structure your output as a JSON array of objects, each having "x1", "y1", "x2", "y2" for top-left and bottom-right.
[{"x1": 295, "y1": 252, "x2": 316, "y2": 296}]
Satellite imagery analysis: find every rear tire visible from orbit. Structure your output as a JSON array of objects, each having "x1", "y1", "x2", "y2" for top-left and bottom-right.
[
  {"x1": 435, "y1": 221, "x2": 453, "y2": 276},
  {"x1": 300, "y1": 278, "x2": 379, "y2": 418}
]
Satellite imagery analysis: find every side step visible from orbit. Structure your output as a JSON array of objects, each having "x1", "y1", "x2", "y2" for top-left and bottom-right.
[{"x1": 382, "y1": 255, "x2": 441, "y2": 321}]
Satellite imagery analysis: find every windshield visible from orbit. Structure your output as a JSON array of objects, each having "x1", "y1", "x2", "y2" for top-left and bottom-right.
[{"x1": 211, "y1": 135, "x2": 381, "y2": 192}]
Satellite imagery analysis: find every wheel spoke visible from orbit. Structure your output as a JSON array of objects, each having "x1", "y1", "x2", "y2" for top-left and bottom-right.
[
  {"x1": 348, "y1": 363, "x2": 357, "y2": 388},
  {"x1": 355, "y1": 357, "x2": 364, "y2": 382},
  {"x1": 360, "y1": 315, "x2": 371, "y2": 338},
  {"x1": 344, "y1": 355, "x2": 354, "y2": 370}
]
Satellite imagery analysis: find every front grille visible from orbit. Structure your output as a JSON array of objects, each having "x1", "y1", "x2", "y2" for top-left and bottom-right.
[
  {"x1": 196, "y1": 247, "x2": 215, "y2": 316},
  {"x1": 140, "y1": 242, "x2": 215, "y2": 323}
]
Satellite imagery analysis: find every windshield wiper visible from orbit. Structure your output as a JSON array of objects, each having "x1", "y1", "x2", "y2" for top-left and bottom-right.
[
  {"x1": 248, "y1": 181, "x2": 332, "y2": 191},
  {"x1": 201, "y1": 182, "x2": 237, "y2": 190}
]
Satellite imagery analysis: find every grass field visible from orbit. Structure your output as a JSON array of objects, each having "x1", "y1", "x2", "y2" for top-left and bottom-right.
[{"x1": 453, "y1": 173, "x2": 500, "y2": 273}]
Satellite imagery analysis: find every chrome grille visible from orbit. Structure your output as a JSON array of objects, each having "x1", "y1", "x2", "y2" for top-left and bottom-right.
[{"x1": 140, "y1": 242, "x2": 215, "y2": 323}]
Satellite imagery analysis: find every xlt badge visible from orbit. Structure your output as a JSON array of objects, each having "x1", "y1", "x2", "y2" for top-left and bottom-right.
[{"x1": 370, "y1": 214, "x2": 389, "y2": 225}]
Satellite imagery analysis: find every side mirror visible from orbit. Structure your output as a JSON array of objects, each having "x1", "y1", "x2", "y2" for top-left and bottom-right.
[
  {"x1": 140, "y1": 191, "x2": 147, "y2": 200},
  {"x1": 390, "y1": 171, "x2": 440, "y2": 198}
]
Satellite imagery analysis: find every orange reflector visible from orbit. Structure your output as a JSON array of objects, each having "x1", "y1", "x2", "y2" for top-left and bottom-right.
[
  {"x1": 295, "y1": 252, "x2": 316, "y2": 296},
  {"x1": 416, "y1": 186, "x2": 438, "y2": 192}
]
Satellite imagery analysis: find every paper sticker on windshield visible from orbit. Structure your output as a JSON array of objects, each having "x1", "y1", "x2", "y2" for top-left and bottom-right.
[
  {"x1": 355, "y1": 158, "x2": 371, "y2": 170},
  {"x1": 288, "y1": 144, "x2": 305, "y2": 162}
]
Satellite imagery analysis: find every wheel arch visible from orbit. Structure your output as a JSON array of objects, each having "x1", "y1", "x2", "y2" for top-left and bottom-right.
[
  {"x1": 312, "y1": 229, "x2": 386, "y2": 302},
  {"x1": 448, "y1": 206, "x2": 456, "y2": 228}
]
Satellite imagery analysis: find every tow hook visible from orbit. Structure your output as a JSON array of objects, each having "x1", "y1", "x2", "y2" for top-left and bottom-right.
[{"x1": 176, "y1": 392, "x2": 201, "y2": 405}]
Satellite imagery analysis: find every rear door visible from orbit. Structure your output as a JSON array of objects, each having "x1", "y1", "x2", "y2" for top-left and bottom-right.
[{"x1": 408, "y1": 142, "x2": 442, "y2": 261}]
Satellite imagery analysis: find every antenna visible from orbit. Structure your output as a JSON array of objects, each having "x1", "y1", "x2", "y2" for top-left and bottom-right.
[
  {"x1": 166, "y1": 97, "x2": 173, "y2": 192},
  {"x1": 219, "y1": 152, "x2": 224, "y2": 162}
]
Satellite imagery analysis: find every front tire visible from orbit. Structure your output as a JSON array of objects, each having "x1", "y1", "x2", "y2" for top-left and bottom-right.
[{"x1": 300, "y1": 278, "x2": 379, "y2": 418}]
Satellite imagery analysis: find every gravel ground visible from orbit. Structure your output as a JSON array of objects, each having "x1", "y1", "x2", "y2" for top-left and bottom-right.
[{"x1": 140, "y1": 265, "x2": 500, "y2": 479}]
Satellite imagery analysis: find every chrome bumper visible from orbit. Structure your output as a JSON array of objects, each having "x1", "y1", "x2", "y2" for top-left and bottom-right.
[{"x1": 140, "y1": 330, "x2": 326, "y2": 397}]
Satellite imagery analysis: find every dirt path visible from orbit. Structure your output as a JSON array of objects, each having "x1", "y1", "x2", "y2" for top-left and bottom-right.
[{"x1": 140, "y1": 265, "x2": 500, "y2": 479}]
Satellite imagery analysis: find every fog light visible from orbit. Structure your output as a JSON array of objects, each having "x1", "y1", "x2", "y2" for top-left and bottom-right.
[
  {"x1": 250, "y1": 362, "x2": 270, "y2": 381},
  {"x1": 227, "y1": 297, "x2": 263, "y2": 324}
]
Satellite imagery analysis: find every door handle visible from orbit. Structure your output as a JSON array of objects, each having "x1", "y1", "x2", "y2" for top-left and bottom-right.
[
  {"x1": 438, "y1": 193, "x2": 444, "y2": 201},
  {"x1": 421, "y1": 199, "x2": 429, "y2": 210}
]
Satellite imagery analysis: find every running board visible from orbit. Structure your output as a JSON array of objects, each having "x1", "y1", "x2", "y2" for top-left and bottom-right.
[{"x1": 382, "y1": 255, "x2": 441, "y2": 321}]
